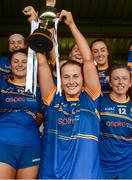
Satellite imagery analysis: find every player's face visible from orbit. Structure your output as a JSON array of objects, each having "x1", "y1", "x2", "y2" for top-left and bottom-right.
[
  {"x1": 69, "y1": 44, "x2": 83, "y2": 64},
  {"x1": 11, "y1": 52, "x2": 27, "y2": 78},
  {"x1": 61, "y1": 64, "x2": 83, "y2": 98},
  {"x1": 110, "y1": 68, "x2": 131, "y2": 97},
  {"x1": 91, "y1": 41, "x2": 109, "y2": 66},
  {"x1": 9, "y1": 36, "x2": 26, "y2": 52}
]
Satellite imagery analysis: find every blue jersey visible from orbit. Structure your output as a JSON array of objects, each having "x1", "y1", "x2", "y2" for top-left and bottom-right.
[
  {"x1": 97, "y1": 66, "x2": 111, "y2": 92},
  {"x1": 39, "y1": 87, "x2": 103, "y2": 179},
  {"x1": 99, "y1": 93, "x2": 132, "y2": 173},
  {"x1": 0, "y1": 55, "x2": 12, "y2": 79},
  {"x1": 128, "y1": 50, "x2": 132, "y2": 74},
  {"x1": 0, "y1": 78, "x2": 43, "y2": 147}
]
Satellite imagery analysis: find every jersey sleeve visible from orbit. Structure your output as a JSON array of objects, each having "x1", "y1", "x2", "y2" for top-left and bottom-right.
[
  {"x1": 43, "y1": 86, "x2": 57, "y2": 105},
  {"x1": 84, "y1": 86, "x2": 101, "y2": 101}
]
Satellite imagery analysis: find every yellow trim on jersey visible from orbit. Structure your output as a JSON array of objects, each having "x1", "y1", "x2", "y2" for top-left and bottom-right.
[
  {"x1": 49, "y1": 129, "x2": 98, "y2": 141},
  {"x1": 58, "y1": 106, "x2": 71, "y2": 115},
  {"x1": 110, "y1": 93, "x2": 130, "y2": 103},
  {"x1": 1, "y1": 89, "x2": 35, "y2": 97},
  {"x1": 102, "y1": 132, "x2": 132, "y2": 141},
  {"x1": 0, "y1": 108, "x2": 37, "y2": 120},
  {"x1": 128, "y1": 62, "x2": 132, "y2": 66},
  {"x1": 67, "y1": 97, "x2": 79, "y2": 101},
  {"x1": 84, "y1": 86, "x2": 101, "y2": 100},
  {"x1": 98, "y1": 74, "x2": 108, "y2": 77},
  {"x1": 95, "y1": 109, "x2": 101, "y2": 121},
  {"x1": 77, "y1": 133, "x2": 98, "y2": 141},
  {"x1": 100, "y1": 112, "x2": 132, "y2": 122},
  {"x1": 44, "y1": 86, "x2": 56, "y2": 105},
  {"x1": 97, "y1": 65, "x2": 108, "y2": 71},
  {"x1": 54, "y1": 104, "x2": 80, "y2": 115},
  {"x1": 25, "y1": 110, "x2": 37, "y2": 120},
  {"x1": 8, "y1": 79, "x2": 25, "y2": 86},
  {"x1": 0, "y1": 67, "x2": 11, "y2": 73}
]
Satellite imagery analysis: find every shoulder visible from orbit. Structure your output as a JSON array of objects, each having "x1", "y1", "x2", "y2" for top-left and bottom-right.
[
  {"x1": 99, "y1": 93, "x2": 111, "y2": 105},
  {"x1": 0, "y1": 76, "x2": 6, "y2": 83},
  {"x1": 0, "y1": 77, "x2": 8, "y2": 90},
  {"x1": 0, "y1": 55, "x2": 10, "y2": 63},
  {"x1": 0, "y1": 55, "x2": 10, "y2": 70},
  {"x1": 80, "y1": 91, "x2": 100, "y2": 107},
  {"x1": 44, "y1": 87, "x2": 65, "y2": 106}
]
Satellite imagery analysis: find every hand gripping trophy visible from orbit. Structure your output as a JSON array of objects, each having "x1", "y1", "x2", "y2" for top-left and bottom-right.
[{"x1": 23, "y1": 0, "x2": 57, "y2": 53}]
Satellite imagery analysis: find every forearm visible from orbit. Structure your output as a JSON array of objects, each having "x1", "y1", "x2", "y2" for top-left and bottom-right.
[
  {"x1": 37, "y1": 53, "x2": 55, "y2": 100},
  {"x1": 68, "y1": 17, "x2": 100, "y2": 93},
  {"x1": 49, "y1": 46, "x2": 56, "y2": 67},
  {"x1": 83, "y1": 60, "x2": 101, "y2": 96},
  {"x1": 68, "y1": 18, "x2": 100, "y2": 92},
  {"x1": 69, "y1": 23, "x2": 92, "y2": 61},
  {"x1": 60, "y1": 10, "x2": 92, "y2": 62}
]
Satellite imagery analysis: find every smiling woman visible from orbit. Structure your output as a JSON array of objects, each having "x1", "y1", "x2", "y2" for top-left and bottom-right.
[
  {"x1": 0, "y1": 48, "x2": 43, "y2": 179},
  {"x1": 10, "y1": 51, "x2": 27, "y2": 81},
  {"x1": 90, "y1": 39, "x2": 112, "y2": 92},
  {"x1": 60, "y1": 61, "x2": 83, "y2": 99},
  {"x1": 37, "y1": 9, "x2": 103, "y2": 179},
  {"x1": 0, "y1": 34, "x2": 27, "y2": 80},
  {"x1": 98, "y1": 64, "x2": 132, "y2": 179},
  {"x1": 109, "y1": 66, "x2": 131, "y2": 99}
]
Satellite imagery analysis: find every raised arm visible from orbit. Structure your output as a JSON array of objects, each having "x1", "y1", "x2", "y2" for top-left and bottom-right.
[
  {"x1": 59, "y1": 10, "x2": 101, "y2": 96},
  {"x1": 37, "y1": 53, "x2": 55, "y2": 100},
  {"x1": 22, "y1": 6, "x2": 38, "y2": 23}
]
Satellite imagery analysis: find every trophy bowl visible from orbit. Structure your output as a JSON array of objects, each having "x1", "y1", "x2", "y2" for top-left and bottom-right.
[
  {"x1": 28, "y1": 6, "x2": 57, "y2": 53},
  {"x1": 28, "y1": 28, "x2": 53, "y2": 53}
]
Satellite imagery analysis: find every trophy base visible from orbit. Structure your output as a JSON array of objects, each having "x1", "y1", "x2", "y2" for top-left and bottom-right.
[{"x1": 28, "y1": 29, "x2": 53, "y2": 53}]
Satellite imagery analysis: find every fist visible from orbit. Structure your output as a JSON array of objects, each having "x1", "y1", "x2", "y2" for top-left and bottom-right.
[
  {"x1": 22, "y1": 6, "x2": 36, "y2": 16},
  {"x1": 46, "y1": 0, "x2": 56, "y2": 7}
]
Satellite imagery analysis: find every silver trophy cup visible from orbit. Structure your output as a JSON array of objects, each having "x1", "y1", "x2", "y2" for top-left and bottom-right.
[{"x1": 28, "y1": 5, "x2": 57, "y2": 53}]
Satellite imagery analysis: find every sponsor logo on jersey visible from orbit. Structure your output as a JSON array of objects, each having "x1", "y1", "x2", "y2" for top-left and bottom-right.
[
  {"x1": 58, "y1": 118, "x2": 75, "y2": 125},
  {"x1": 6, "y1": 97, "x2": 25, "y2": 102}
]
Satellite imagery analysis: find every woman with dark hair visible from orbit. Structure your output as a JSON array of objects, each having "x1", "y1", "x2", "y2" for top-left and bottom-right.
[
  {"x1": 69, "y1": 39, "x2": 112, "y2": 92},
  {"x1": 90, "y1": 39, "x2": 112, "y2": 92},
  {"x1": 0, "y1": 49, "x2": 42, "y2": 179},
  {"x1": 99, "y1": 64, "x2": 132, "y2": 179},
  {"x1": 37, "y1": 9, "x2": 103, "y2": 179}
]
